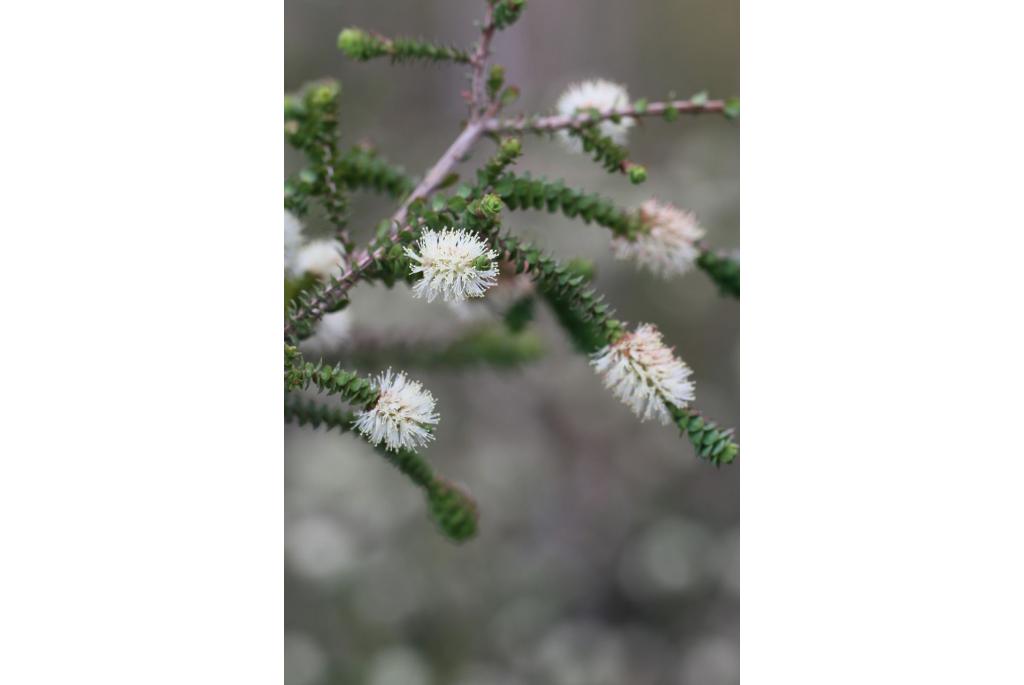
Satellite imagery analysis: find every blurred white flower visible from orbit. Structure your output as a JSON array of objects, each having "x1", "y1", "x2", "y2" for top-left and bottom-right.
[
  {"x1": 405, "y1": 228, "x2": 499, "y2": 303},
  {"x1": 298, "y1": 309, "x2": 352, "y2": 357},
  {"x1": 285, "y1": 514, "x2": 356, "y2": 581},
  {"x1": 555, "y1": 78, "x2": 634, "y2": 153},
  {"x1": 294, "y1": 239, "x2": 347, "y2": 280},
  {"x1": 611, "y1": 199, "x2": 706, "y2": 278},
  {"x1": 354, "y1": 369, "x2": 439, "y2": 452},
  {"x1": 591, "y1": 323, "x2": 695, "y2": 424},
  {"x1": 284, "y1": 210, "x2": 305, "y2": 275}
]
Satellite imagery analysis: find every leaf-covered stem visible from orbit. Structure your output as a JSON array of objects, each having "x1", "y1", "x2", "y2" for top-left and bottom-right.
[
  {"x1": 696, "y1": 246, "x2": 740, "y2": 298},
  {"x1": 338, "y1": 27, "x2": 471, "y2": 64},
  {"x1": 490, "y1": 233, "x2": 626, "y2": 345},
  {"x1": 284, "y1": 393, "x2": 478, "y2": 540},
  {"x1": 284, "y1": 117, "x2": 495, "y2": 341},
  {"x1": 668, "y1": 403, "x2": 739, "y2": 466},
  {"x1": 484, "y1": 97, "x2": 739, "y2": 134},
  {"x1": 334, "y1": 145, "x2": 416, "y2": 199},
  {"x1": 284, "y1": 345, "x2": 380, "y2": 408}
]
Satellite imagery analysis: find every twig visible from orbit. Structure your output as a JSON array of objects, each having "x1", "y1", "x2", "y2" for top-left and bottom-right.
[
  {"x1": 284, "y1": 109, "x2": 497, "y2": 340},
  {"x1": 483, "y1": 98, "x2": 730, "y2": 133},
  {"x1": 468, "y1": 3, "x2": 496, "y2": 117}
]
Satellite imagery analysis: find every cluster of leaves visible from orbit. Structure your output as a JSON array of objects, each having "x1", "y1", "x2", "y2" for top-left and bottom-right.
[{"x1": 491, "y1": 0, "x2": 527, "y2": 30}]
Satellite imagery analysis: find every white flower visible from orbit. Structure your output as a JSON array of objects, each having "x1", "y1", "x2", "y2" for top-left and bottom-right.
[
  {"x1": 405, "y1": 228, "x2": 499, "y2": 303},
  {"x1": 298, "y1": 310, "x2": 352, "y2": 357},
  {"x1": 555, "y1": 78, "x2": 634, "y2": 153},
  {"x1": 591, "y1": 323, "x2": 695, "y2": 424},
  {"x1": 294, "y1": 239, "x2": 347, "y2": 280},
  {"x1": 284, "y1": 210, "x2": 305, "y2": 275},
  {"x1": 611, "y1": 199, "x2": 706, "y2": 278},
  {"x1": 354, "y1": 369, "x2": 439, "y2": 452}
]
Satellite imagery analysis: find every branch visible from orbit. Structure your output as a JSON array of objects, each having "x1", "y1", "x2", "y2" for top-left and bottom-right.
[
  {"x1": 484, "y1": 97, "x2": 738, "y2": 134},
  {"x1": 337, "y1": 28, "x2": 471, "y2": 64},
  {"x1": 468, "y1": 3, "x2": 496, "y2": 115},
  {"x1": 284, "y1": 393, "x2": 479, "y2": 541},
  {"x1": 495, "y1": 172, "x2": 740, "y2": 296},
  {"x1": 284, "y1": 116, "x2": 495, "y2": 341},
  {"x1": 490, "y1": 232, "x2": 738, "y2": 464}
]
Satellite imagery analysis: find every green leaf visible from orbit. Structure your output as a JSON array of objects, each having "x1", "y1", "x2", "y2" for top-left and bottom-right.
[
  {"x1": 437, "y1": 172, "x2": 460, "y2": 189},
  {"x1": 500, "y1": 86, "x2": 520, "y2": 106},
  {"x1": 724, "y1": 96, "x2": 741, "y2": 120}
]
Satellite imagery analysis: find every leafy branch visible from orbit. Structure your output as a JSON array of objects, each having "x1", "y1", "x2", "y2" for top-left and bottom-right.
[{"x1": 284, "y1": 393, "x2": 478, "y2": 541}]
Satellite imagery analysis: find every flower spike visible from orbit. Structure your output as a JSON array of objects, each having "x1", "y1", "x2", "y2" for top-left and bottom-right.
[
  {"x1": 354, "y1": 369, "x2": 440, "y2": 452},
  {"x1": 591, "y1": 323, "x2": 695, "y2": 424},
  {"x1": 611, "y1": 199, "x2": 705, "y2": 278},
  {"x1": 405, "y1": 227, "x2": 499, "y2": 302}
]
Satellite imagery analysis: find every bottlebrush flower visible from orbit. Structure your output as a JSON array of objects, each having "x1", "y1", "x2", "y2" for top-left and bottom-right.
[
  {"x1": 611, "y1": 199, "x2": 706, "y2": 278},
  {"x1": 555, "y1": 78, "x2": 634, "y2": 153},
  {"x1": 591, "y1": 323, "x2": 695, "y2": 424},
  {"x1": 284, "y1": 210, "x2": 305, "y2": 275},
  {"x1": 405, "y1": 228, "x2": 499, "y2": 303},
  {"x1": 354, "y1": 369, "x2": 439, "y2": 452},
  {"x1": 294, "y1": 239, "x2": 347, "y2": 280}
]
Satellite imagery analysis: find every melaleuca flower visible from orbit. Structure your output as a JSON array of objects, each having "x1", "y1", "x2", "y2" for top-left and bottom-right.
[
  {"x1": 354, "y1": 369, "x2": 439, "y2": 452},
  {"x1": 284, "y1": 210, "x2": 305, "y2": 275},
  {"x1": 591, "y1": 323, "x2": 695, "y2": 424},
  {"x1": 294, "y1": 239, "x2": 347, "y2": 280},
  {"x1": 555, "y1": 78, "x2": 634, "y2": 153},
  {"x1": 405, "y1": 228, "x2": 499, "y2": 303},
  {"x1": 611, "y1": 199, "x2": 706, "y2": 278},
  {"x1": 299, "y1": 310, "x2": 352, "y2": 357}
]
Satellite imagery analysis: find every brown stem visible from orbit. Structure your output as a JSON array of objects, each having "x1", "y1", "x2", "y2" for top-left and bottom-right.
[{"x1": 468, "y1": 4, "x2": 496, "y2": 117}]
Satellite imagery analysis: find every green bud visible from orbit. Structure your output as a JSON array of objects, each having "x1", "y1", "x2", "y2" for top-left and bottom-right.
[
  {"x1": 306, "y1": 81, "x2": 340, "y2": 109},
  {"x1": 480, "y1": 193, "x2": 504, "y2": 217},
  {"x1": 337, "y1": 27, "x2": 370, "y2": 58},
  {"x1": 627, "y1": 164, "x2": 648, "y2": 184},
  {"x1": 487, "y1": 64, "x2": 505, "y2": 99},
  {"x1": 723, "y1": 96, "x2": 741, "y2": 120},
  {"x1": 500, "y1": 137, "x2": 522, "y2": 157},
  {"x1": 295, "y1": 173, "x2": 315, "y2": 194}
]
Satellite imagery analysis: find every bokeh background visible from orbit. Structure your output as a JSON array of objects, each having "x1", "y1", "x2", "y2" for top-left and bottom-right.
[{"x1": 285, "y1": 1, "x2": 738, "y2": 683}]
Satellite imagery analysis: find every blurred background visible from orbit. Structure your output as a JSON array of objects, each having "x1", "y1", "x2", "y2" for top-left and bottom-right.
[{"x1": 285, "y1": 1, "x2": 738, "y2": 683}]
